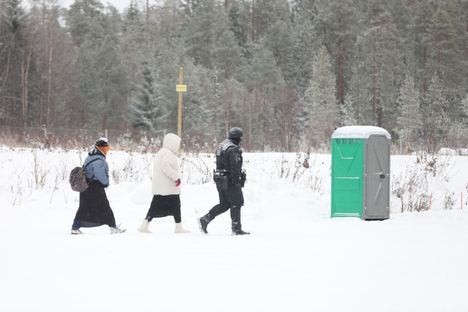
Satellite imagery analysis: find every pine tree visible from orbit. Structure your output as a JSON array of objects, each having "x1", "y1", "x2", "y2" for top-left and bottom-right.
[
  {"x1": 121, "y1": 1, "x2": 146, "y2": 109},
  {"x1": 303, "y1": 45, "x2": 337, "y2": 147},
  {"x1": 313, "y1": 0, "x2": 358, "y2": 105},
  {"x1": 0, "y1": 0, "x2": 24, "y2": 123},
  {"x1": 66, "y1": 0, "x2": 128, "y2": 129},
  {"x1": 423, "y1": 74, "x2": 449, "y2": 150},
  {"x1": 397, "y1": 73, "x2": 422, "y2": 152},
  {"x1": 248, "y1": 44, "x2": 284, "y2": 150},
  {"x1": 290, "y1": 0, "x2": 317, "y2": 95},
  {"x1": 225, "y1": 0, "x2": 251, "y2": 57},
  {"x1": 66, "y1": 0, "x2": 106, "y2": 47},
  {"x1": 122, "y1": 0, "x2": 143, "y2": 33},
  {"x1": 0, "y1": 0, "x2": 39, "y2": 130},
  {"x1": 339, "y1": 92, "x2": 357, "y2": 127},
  {"x1": 184, "y1": 0, "x2": 220, "y2": 68},
  {"x1": 427, "y1": 4, "x2": 465, "y2": 112},
  {"x1": 252, "y1": 0, "x2": 290, "y2": 42},
  {"x1": 131, "y1": 61, "x2": 160, "y2": 133},
  {"x1": 457, "y1": 93, "x2": 468, "y2": 148},
  {"x1": 183, "y1": 63, "x2": 218, "y2": 145},
  {"x1": 29, "y1": 0, "x2": 73, "y2": 129},
  {"x1": 411, "y1": 0, "x2": 432, "y2": 96},
  {"x1": 96, "y1": 17, "x2": 128, "y2": 129},
  {"x1": 150, "y1": 1, "x2": 187, "y2": 133},
  {"x1": 213, "y1": 28, "x2": 245, "y2": 80},
  {"x1": 350, "y1": 5, "x2": 403, "y2": 131},
  {"x1": 264, "y1": 19, "x2": 296, "y2": 87},
  {"x1": 461, "y1": 93, "x2": 468, "y2": 125}
]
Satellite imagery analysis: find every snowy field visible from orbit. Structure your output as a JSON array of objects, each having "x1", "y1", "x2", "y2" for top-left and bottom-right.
[{"x1": 1, "y1": 146, "x2": 467, "y2": 312}]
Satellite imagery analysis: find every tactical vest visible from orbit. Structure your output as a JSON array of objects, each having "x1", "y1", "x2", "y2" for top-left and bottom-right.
[{"x1": 215, "y1": 139, "x2": 237, "y2": 171}]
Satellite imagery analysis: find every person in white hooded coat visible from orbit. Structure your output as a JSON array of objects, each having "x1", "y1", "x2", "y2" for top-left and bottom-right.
[{"x1": 138, "y1": 133, "x2": 189, "y2": 233}]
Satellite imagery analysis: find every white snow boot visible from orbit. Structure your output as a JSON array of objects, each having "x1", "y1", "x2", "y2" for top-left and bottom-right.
[
  {"x1": 137, "y1": 219, "x2": 151, "y2": 233},
  {"x1": 174, "y1": 223, "x2": 190, "y2": 234},
  {"x1": 110, "y1": 225, "x2": 126, "y2": 234}
]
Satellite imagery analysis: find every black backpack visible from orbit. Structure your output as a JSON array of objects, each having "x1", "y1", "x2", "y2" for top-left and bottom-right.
[{"x1": 69, "y1": 159, "x2": 100, "y2": 192}]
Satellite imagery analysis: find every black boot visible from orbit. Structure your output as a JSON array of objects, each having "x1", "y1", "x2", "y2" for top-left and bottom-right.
[
  {"x1": 232, "y1": 221, "x2": 250, "y2": 235},
  {"x1": 198, "y1": 213, "x2": 213, "y2": 234}
]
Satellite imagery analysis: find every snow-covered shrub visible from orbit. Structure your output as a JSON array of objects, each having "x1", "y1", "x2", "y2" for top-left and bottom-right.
[
  {"x1": 181, "y1": 154, "x2": 212, "y2": 184},
  {"x1": 32, "y1": 150, "x2": 47, "y2": 189},
  {"x1": 111, "y1": 155, "x2": 134, "y2": 184},
  {"x1": 114, "y1": 130, "x2": 133, "y2": 150},
  {"x1": 443, "y1": 192, "x2": 455, "y2": 210},
  {"x1": 10, "y1": 171, "x2": 30, "y2": 206},
  {"x1": 393, "y1": 156, "x2": 430, "y2": 212},
  {"x1": 438, "y1": 148, "x2": 458, "y2": 156},
  {"x1": 305, "y1": 174, "x2": 324, "y2": 193},
  {"x1": 393, "y1": 152, "x2": 455, "y2": 212},
  {"x1": 301, "y1": 156, "x2": 324, "y2": 192},
  {"x1": 278, "y1": 153, "x2": 310, "y2": 181},
  {"x1": 415, "y1": 151, "x2": 449, "y2": 177},
  {"x1": 410, "y1": 194, "x2": 431, "y2": 212},
  {"x1": 111, "y1": 153, "x2": 152, "y2": 184},
  {"x1": 393, "y1": 170, "x2": 430, "y2": 212}
]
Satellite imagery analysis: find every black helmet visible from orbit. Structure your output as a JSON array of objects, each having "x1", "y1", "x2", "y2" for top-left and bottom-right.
[{"x1": 228, "y1": 127, "x2": 243, "y2": 139}]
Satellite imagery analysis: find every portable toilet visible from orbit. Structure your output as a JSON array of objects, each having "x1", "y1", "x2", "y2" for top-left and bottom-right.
[{"x1": 331, "y1": 126, "x2": 391, "y2": 220}]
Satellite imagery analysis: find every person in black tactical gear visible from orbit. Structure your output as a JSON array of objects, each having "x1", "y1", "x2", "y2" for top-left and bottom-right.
[{"x1": 198, "y1": 127, "x2": 249, "y2": 235}]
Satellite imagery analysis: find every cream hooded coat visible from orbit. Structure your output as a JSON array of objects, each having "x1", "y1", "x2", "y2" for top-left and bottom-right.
[{"x1": 152, "y1": 133, "x2": 181, "y2": 195}]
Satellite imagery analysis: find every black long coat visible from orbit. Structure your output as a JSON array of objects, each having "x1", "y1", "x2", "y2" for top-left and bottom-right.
[
  {"x1": 74, "y1": 181, "x2": 116, "y2": 227},
  {"x1": 216, "y1": 139, "x2": 244, "y2": 207}
]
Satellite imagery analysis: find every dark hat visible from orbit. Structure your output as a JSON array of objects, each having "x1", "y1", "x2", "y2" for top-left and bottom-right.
[
  {"x1": 95, "y1": 137, "x2": 109, "y2": 147},
  {"x1": 228, "y1": 127, "x2": 243, "y2": 139}
]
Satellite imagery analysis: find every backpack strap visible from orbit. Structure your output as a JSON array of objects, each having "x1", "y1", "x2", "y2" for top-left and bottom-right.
[
  {"x1": 83, "y1": 158, "x2": 101, "y2": 169},
  {"x1": 82, "y1": 158, "x2": 103, "y2": 182}
]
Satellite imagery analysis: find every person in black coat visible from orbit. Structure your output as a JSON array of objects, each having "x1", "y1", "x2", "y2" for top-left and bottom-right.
[
  {"x1": 198, "y1": 127, "x2": 249, "y2": 235},
  {"x1": 71, "y1": 138, "x2": 125, "y2": 235}
]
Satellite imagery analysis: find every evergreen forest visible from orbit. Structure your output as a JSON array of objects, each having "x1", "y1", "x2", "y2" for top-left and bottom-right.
[{"x1": 1, "y1": 0, "x2": 468, "y2": 152}]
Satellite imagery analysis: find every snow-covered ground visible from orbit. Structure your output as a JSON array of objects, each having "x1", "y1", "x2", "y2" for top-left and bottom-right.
[{"x1": 0, "y1": 146, "x2": 467, "y2": 312}]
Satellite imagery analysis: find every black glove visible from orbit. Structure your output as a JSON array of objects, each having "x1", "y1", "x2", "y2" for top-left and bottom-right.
[{"x1": 240, "y1": 170, "x2": 247, "y2": 188}]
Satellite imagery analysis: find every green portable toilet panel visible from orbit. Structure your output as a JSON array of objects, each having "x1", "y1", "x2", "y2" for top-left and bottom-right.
[{"x1": 331, "y1": 126, "x2": 391, "y2": 220}]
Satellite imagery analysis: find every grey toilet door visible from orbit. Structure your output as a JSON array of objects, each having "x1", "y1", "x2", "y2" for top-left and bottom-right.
[{"x1": 364, "y1": 135, "x2": 390, "y2": 219}]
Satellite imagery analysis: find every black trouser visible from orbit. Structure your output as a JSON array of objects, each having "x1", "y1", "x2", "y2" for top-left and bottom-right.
[{"x1": 208, "y1": 182, "x2": 243, "y2": 223}]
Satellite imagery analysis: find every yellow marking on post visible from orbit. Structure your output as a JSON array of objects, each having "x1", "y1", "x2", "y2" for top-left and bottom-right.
[{"x1": 176, "y1": 84, "x2": 187, "y2": 92}]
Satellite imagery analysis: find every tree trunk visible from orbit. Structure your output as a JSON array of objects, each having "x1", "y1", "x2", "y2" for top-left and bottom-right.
[
  {"x1": 248, "y1": 89, "x2": 256, "y2": 151},
  {"x1": 46, "y1": 42, "x2": 53, "y2": 127},
  {"x1": 146, "y1": 0, "x2": 150, "y2": 32},
  {"x1": 337, "y1": 38, "x2": 345, "y2": 105},
  {"x1": 251, "y1": 0, "x2": 255, "y2": 42},
  {"x1": 21, "y1": 42, "x2": 33, "y2": 129}
]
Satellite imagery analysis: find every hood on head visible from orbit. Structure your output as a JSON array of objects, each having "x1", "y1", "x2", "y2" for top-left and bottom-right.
[{"x1": 163, "y1": 133, "x2": 181, "y2": 153}]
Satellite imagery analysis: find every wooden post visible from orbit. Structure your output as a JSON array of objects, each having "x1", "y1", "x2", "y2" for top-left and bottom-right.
[{"x1": 177, "y1": 67, "x2": 184, "y2": 137}]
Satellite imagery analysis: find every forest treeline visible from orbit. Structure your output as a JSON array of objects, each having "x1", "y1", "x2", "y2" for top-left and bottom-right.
[{"x1": 1, "y1": 0, "x2": 467, "y2": 152}]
